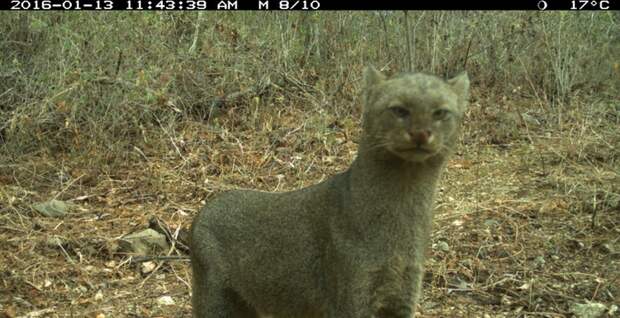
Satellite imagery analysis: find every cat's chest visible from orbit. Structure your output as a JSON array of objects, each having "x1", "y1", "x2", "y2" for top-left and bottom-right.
[{"x1": 360, "y1": 187, "x2": 434, "y2": 220}]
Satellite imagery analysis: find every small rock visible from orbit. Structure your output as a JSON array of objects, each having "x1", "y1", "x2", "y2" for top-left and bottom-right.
[
  {"x1": 46, "y1": 235, "x2": 66, "y2": 247},
  {"x1": 32, "y1": 220, "x2": 45, "y2": 231},
  {"x1": 534, "y1": 256, "x2": 545, "y2": 268},
  {"x1": 570, "y1": 302, "x2": 607, "y2": 318},
  {"x1": 521, "y1": 112, "x2": 540, "y2": 126},
  {"x1": 600, "y1": 243, "x2": 614, "y2": 254},
  {"x1": 501, "y1": 294, "x2": 513, "y2": 306},
  {"x1": 75, "y1": 285, "x2": 88, "y2": 293},
  {"x1": 118, "y1": 229, "x2": 169, "y2": 256},
  {"x1": 141, "y1": 261, "x2": 157, "y2": 274},
  {"x1": 157, "y1": 295, "x2": 175, "y2": 306},
  {"x1": 422, "y1": 301, "x2": 439, "y2": 309},
  {"x1": 33, "y1": 199, "x2": 72, "y2": 218},
  {"x1": 434, "y1": 241, "x2": 450, "y2": 252},
  {"x1": 3, "y1": 305, "x2": 17, "y2": 318},
  {"x1": 484, "y1": 219, "x2": 500, "y2": 228},
  {"x1": 497, "y1": 250, "x2": 511, "y2": 258},
  {"x1": 568, "y1": 239, "x2": 585, "y2": 250}
]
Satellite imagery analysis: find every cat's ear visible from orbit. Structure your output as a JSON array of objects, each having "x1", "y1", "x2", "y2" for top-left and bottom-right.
[
  {"x1": 364, "y1": 66, "x2": 386, "y2": 89},
  {"x1": 363, "y1": 66, "x2": 386, "y2": 111},
  {"x1": 447, "y1": 72, "x2": 470, "y2": 110}
]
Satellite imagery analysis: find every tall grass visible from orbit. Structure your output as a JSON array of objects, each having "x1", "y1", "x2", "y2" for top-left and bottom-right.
[{"x1": 0, "y1": 12, "x2": 617, "y2": 164}]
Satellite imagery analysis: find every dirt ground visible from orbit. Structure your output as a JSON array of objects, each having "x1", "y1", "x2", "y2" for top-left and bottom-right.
[{"x1": 1, "y1": 94, "x2": 618, "y2": 317}]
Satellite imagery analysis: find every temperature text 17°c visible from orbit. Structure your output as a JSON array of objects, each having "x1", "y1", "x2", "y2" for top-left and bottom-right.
[{"x1": 571, "y1": 0, "x2": 610, "y2": 9}]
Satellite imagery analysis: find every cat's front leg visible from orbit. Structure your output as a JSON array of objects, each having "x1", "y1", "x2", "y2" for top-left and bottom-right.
[
  {"x1": 370, "y1": 260, "x2": 425, "y2": 318},
  {"x1": 324, "y1": 252, "x2": 375, "y2": 318}
]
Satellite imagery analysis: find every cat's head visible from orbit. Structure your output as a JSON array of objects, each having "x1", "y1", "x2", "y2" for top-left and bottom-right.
[{"x1": 361, "y1": 67, "x2": 469, "y2": 163}]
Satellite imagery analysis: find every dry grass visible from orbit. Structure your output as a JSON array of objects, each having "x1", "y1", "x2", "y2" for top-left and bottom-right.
[
  {"x1": 1, "y1": 93, "x2": 618, "y2": 317},
  {"x1": 1, "y1": 12, "x2": 618, "y2": 318}
]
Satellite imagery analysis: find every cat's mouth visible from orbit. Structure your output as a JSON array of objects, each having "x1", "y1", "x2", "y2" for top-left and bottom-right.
[
  {"x1": 391, "y1": 146, "x2": 439, "y2": 162},
  {"x1": 395, "y1": 147, "x2": 434, "y2": 154}
]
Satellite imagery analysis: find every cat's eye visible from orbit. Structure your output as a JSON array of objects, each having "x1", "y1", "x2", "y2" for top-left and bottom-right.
[
  {"x1": 432, "y1": 109, "x2": 450, "y2": 120},
  {"x1": 389, "y1": 106, "x2": 410, "y2": 118}
]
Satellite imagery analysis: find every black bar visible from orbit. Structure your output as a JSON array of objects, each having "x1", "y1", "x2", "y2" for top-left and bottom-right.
[
  {"x1": 1, "y1": 0, "x2": 618, "y2": 10},
  {"x1": 318, "y1": 0, "x2": 618, "y2": 10}
]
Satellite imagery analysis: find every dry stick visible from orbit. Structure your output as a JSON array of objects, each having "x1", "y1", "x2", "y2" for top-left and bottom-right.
[
  {"x1": 173, "y1": 273, "x2": 193, "y2": 302},
  {"x1": 16, "y1": 307, "x2": 56, "y2": 318},
  {"x1": 378, "y1": 12, "x2": 390, "y2": 62},
  {"x1": 279, "y1": 71, "x2": 321, "y2": 107},
  {"x1": 150, "y1": 216, "x2": 190, "y2": 252},
  {"x1": 430, "y1": 13, "x2": 443, "y2": 73},
  {"x1": 114, "y1": 50, "x2": 123, "y2": 77},
  {"x1": 411, "y1": 12, "x2": 426, "y2": 72},
  {"x1": 133, "y1": 145, "x2": 149, "y2": 161},
  {"x1": 516, "y1": 111, "x2": 535, "y2": 145},
  {"x1": 209, "y1": 75, "x2": 273, "y2": 115},
  {"x1": 517, "y1": 57, "x2": 553, "y2": 176},
  {"x1": 517, "y1": 56, "x2": 548, "y2": 110},
  {"x1": 300, "y1": 14, "x2": 313, "y2": 65},
  {"x1": 403, "y1": 11, "x2": 413, "y2": 72},
  {"x1": 137, "y1": 218, "x2": 190, "y2": 287},
  {"x1": 0, "y1": 87, "x2": 13, "y2": 100},
  {"x1": 52, "y1": 174, "x2": 84, "y2": 201},
  {"x1": 155, "y1": 116, "x2": 187, "y2": 162},
  {"x1": 463, "y1": 35, "x2": 473, "y2": 70},
  {"x1": 43, "y1": 86, "x2": 76, "y2": 115},
  {"x1": 326, "y1": 67, "x2": 349, "y2": 113},
  {"x1": 131, "y1": 255, "x2": 189, "y2": 263},
  {"x1": 591, "y1": 184, "x2": 598, "y2": 228},
  {"x1": 138, "y1": 241, "x2": 180, "y2": 288},
  {"x1": 189, "y1": 11, "x2": 203, "y2": 54}
]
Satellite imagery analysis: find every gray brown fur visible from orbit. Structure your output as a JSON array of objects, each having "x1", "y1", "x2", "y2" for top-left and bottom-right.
[{"x1": 190, "y1": 67, "x2": 470, "y2": 318}]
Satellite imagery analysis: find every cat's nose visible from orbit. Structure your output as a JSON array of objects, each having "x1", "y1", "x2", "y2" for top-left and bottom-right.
[{"x1": 409, "y1": 130, "x2": 432, "y2": 146}]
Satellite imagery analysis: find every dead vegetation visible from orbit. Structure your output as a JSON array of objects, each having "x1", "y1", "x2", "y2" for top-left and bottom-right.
[{"x1": 0, "y1": 12, "x2": 618, "y2": 318}]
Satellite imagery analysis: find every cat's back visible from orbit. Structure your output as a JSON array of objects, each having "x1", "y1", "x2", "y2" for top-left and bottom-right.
[
  {"x1": 200, "y1": 170, "x2": 348, "y2": 219},
  {"x1": 191, "y1": 189, "x2": 279, "y2": 238}
]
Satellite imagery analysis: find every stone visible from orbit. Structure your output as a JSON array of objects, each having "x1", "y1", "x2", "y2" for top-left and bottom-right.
[
  {"x1": 33, "y1": 199, "x2": 71, "y2": 218},
  {"x1": 118, "y1": 229, "x2": 169, "y2": 256}
]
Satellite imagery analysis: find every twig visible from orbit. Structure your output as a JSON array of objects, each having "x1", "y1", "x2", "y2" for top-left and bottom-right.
[
  {"x1": 518, "y1": 56, "x2": 548, "y2": 110},
  {"x1": 155, "y1": 116, "x2": 187, "y2": 162},
  {"x1": 139, "y1": 241, "x2": 180, "y2": 288},
  {"x1": 208, "y1": 75, "x2": 273, "y2": 115},
  {"x1": 16, "y1": 307, "x2": 56, "y2": 318},
  {"x1": 53, "y1": 174, "x2": 84, "y2": 201},
  {"x1": 114, "y1": 50, "x2": 123, "y2": 77},
  {"x1": 130, "y1": 255, "x2": 189, "y2": 263},
  {"x1": 133, "y1": 145, "x2": 149, "y2": 161},
  {"x1": 0, "y1": 87, "x2": 14, "y2": 99},
  {"x1": 149, "y1": 216, "x2": 190, "y2": 252},
  {"x1": 378, "y1": 12, "x2": 390, "y2": 57},
  {"x1": 189, "y1": 12, "x2": 203, "y2": 54},
  {"x1": 403, "y1": 11, "x2": 412, "y2": 72},
  {"x1": 463, "y1": 35, "x2": 473, "y2": 69},
  {"x1": 57, "y1": 242, "x2": 76, "y2": 265}
]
